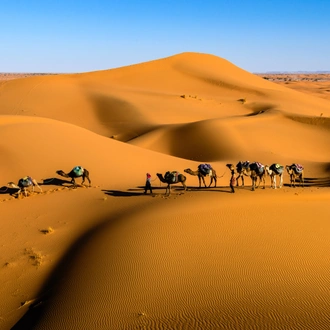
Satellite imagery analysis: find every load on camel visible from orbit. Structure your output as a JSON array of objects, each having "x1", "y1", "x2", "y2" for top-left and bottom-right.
[
  {"x1": 247, "y1": 162, "x2": 267, "y2": 191},
  {"x1": 8, "y1": 176, "x2": 43, "y2": 198},
  {"x1": 156, "y1": 171, "x2": 187, "y2": 196},
  {"x1": 234, "y1": 161, "x2": 251, "y2": 187},
  {"x1": 184, "y1": 163, "x2": 217, "y2": 188},
  {"x1": 56, "y1": 166, "x2": 91, "y2": 187}
]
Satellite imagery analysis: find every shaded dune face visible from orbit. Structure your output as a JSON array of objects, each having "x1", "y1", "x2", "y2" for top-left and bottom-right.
[
  {"x1": 10, "y1": 193, "x2": 330, "y2": 330},
  {"x1": 86, "y1": 92, "x2": 155, "y2": 141}
]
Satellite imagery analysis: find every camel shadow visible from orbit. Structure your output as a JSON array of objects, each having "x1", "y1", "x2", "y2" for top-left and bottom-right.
[
  {"x1": 103, "y1": 187, "x2": 166, "y2": 197},
  {"x1": 282, "y1": 177, "x2": 330, "y2": 188},
  {"x1": 41, "y1": 177, "x2": 73, "y2": 186},
  {"x1": 188, "y1": 186, "x2": 234, "y2": 193},
  {"x1": 103, "y1": 189, "x2": 145, "y2": 197},
  {"x1": 0, "y1": 186, "x2": 19, "y2": 196},
  {"x1": 303, "y1": 177, "x2": 330, "y2": 187}
]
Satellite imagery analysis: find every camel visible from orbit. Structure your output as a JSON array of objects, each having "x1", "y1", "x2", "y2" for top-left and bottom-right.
[
  {"x1": 156, "y1": 171, "x2": 187, "y2": 195},
  {"x1": 56, "y1": 166, "x2": 91, "y2": 187},
  {"x1": 244, "y1": 162, "x2": 267, "y2": 191},
  {"x1": 285, "y1": 164, "x2": 304, "y2": 187},
  {"x1": 265, "y1": 164, "x2": 284, "y2": 189},
  {"x1": 8, "y1": 176, "x2": 43, "y2": 197},
  {"x1": 184, "y1": 164, "x2": 217, "y2": 188},
  {"x1": 234, "y1": 161, "x2": 250, "y2": 186}
]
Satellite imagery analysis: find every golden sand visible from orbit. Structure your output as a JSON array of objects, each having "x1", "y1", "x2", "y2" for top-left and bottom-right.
[{"x1": 1, "y1": 52, "x2": 330, "y2": 329}]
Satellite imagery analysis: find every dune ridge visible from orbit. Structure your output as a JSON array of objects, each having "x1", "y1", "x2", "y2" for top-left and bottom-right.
[{"x1": 1, "y1": 52, "x2": 330, "y2": 329}]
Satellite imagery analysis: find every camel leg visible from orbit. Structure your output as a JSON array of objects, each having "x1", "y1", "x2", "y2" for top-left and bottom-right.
[
  {"x1": 255, "y1": 176, "x2": 260, "y2": 188},
  {"x1": 182, "y1": 182, "x2": 187, "y2": 191},
  {"x1": 201, "y1": 176, "x2": 207, "y2": 188},
  {"x1": 166, "y1": 184, "x2": 171, "y2": 196},
  {"x1": 251, "y1": 176, "x2": 255, "y2": 191},
  {"x1": 279, "y1": 174, "x2": 283, "y2": 188},
  {"x1": 81, "y1": 174, "x2": 92, "y2": 187},
  {"x1": 213, "y1": 175, "x2": 217, "y2": 188},
  {"x1": 16, "y1": 188, "x2": 22, "y2": 198},
  {"x1": 273, "y1": 175, "x2": 276, "y2": 189},
  {"x1": 198, "y1": 176, "x2": 201, "y2": 188},
  {"x1": 208, "y1": 175, "x2": 212, "y2": 188},
  {"x1": 32, "y1": 179, "x2": 43, "y2": 192},
  {"x1": 71, "y1": 178, "x2": 78, "y2": 188}
]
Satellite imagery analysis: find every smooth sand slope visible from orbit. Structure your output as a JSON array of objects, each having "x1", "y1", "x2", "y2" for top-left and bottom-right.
[{"x1": 1, "y1": 52, "x2": 330, "y2": 329}]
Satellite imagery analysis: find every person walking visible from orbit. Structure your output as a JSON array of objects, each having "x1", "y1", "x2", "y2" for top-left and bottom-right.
[
  {"x1": 144, "y1": 173, "x2": 153, "y2": 194},
  {"x1": 230, "y1": 169, "x2": 236, "y2": 193}
]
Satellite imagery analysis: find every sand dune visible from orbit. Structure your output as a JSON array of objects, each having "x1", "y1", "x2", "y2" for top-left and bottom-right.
[{"x1": 1, "y1": 52, "x2": 330, "y2": 329}]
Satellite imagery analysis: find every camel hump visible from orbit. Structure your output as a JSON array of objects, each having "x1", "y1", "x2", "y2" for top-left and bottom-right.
[
  {"x1": 198, "y1": 163, "x2": 212, "y2": 175},
  {"x1": 165, "y1": 171, "x2": 179, "y2": 183},
  {"x1": 251, "y1": 162, "x2": 264, "y2": 174},
  {"x1": 73, "y1": 166, "x2": 84, "y2": 176},
  {"x1": 293, "y1": 164, "x2": 304, "y2": 173},
  {"x1": 270, "y1": 163, "x2": 283, "y2": 174},
  {"x1": 20, "y1": 176, "x2": 32, "y2": 186}
]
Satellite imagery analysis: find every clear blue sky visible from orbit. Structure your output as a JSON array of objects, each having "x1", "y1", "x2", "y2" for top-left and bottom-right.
[{"x1": 1, "y1": 0, "x2": 329, "y2": 73}]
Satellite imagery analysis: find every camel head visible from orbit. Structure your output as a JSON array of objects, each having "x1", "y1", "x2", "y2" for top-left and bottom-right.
[
  {"x1": 7, "y1": 182, "x2": 19, "y2": 189},
  {"x1": 226, "y1": 164, "x2": 235, "y2": 171},
  {"x1": 264, "y1": 165, "x2": 270, "y2": 174},
  {"x1": 184, "y1": 168, "x2": 192, "y2": 174},
  {"x1": 56, "y1": 170, "x2": 70, "y2": 178},
  {"x1": 285, "y1": 165, "x2": 292, "y2": 174},
  {"x1": 236, "y1": 161, "x2": 250, "y2": 173}
]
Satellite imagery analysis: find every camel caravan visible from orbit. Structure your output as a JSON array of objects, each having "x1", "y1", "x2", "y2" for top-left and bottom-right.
[
  {"x1": 157, "y1": 162, "x2": 304, "y2": 195},
  {"x1": 4, "y1": 166, "x2": 91, "y2": 199},
  {"x1": 227, "y1": 161, "x2": 304, "y2": 191},
  {"x1": 3, "y1": 162, "x2": 305, "y2": 199}
]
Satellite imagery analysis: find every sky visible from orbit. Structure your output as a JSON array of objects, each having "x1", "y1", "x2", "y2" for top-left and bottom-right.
[{"x1": 1, "y1": 0, "x2": 329, "y2": 73}]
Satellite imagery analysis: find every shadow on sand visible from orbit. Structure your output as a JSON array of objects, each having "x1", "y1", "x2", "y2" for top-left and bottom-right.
[
  {"x1": 103, "y1": 186, "x2": 168, "y2": 197},
  {"x1": 301, "y1": 177, "x2": 330, "y2": 187},
  {"x1": 0, "y1": 186, "x2": 19, "y2": 196},
  {"x1": 103, "y1": 186, "x2": 234, "y2": 197},
  {"x1": 282, "y1": 177, "x2": 330, "y2": 188},
  {"x1": 41, "y1": 177, "x2": 73, "y2": 186}
]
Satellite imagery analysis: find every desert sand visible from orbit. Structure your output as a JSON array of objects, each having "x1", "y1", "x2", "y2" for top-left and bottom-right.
[{"x1": 0, "y1": 52, "x2": 330, "y2": 329}]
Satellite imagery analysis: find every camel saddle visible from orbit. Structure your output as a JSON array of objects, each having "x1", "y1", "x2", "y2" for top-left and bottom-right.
[
  {"x1": 198, "y1": 163, "x2": 212, "y2": 175},
  {"x1": 270, "y1": 164, "x2": 284, "y2": 175},
  {"x1": 236, "y1": 161, "x2": 249, "y2": 172},
  {"x1": 73, "y1": 166, "x2": 84, "y2": 176},
  {"x1": 165, "y1": 171, "x2": 179, "y2": 183},
  {"x1": 21, "y1": 176, "x2": 33, "y2": 187},
  {"x1": 293, "y1": 164, "x2": 304, "y2": 173},
  {"x1": 251, "y1": 162, "x2": 264, "y2": 174}
]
